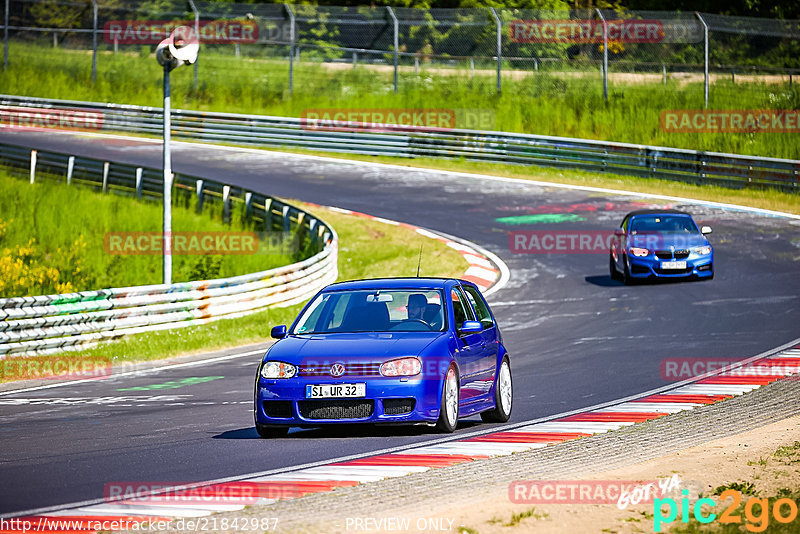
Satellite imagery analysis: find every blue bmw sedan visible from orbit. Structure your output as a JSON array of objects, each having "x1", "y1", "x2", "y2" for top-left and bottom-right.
[
  {"x1": 254, "y1": 278, "x2": 512, "y2": 438},
  {"x1": 610, "y1": 209, "x2": 714, "y2": 284}
]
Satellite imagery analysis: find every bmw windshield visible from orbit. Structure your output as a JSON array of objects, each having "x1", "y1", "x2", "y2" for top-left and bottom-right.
[
  {"x1": 629, "y1": 215, "x2": 700, "y2": 235},
  {"x1": 292, "y1": 289, "x2": 446, "y2": 334}
]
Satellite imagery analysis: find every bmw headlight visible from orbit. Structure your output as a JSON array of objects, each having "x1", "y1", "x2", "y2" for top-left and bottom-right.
[
  {"x1": 260, "y1": 361, "x2": 297, "y2": 379},
  {"x1": 629, "y1": 247, "x2": 649, "y2": 257},
  {"x1": 693, "y1": 246, "x2": 712, "y2": 255}
]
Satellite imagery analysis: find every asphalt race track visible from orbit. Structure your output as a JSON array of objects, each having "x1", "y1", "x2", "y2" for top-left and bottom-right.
[{"x1": 1, "y1": 130, "x2": 798, "y2": 516}]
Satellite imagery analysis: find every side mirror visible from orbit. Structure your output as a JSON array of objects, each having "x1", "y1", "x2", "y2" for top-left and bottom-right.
[
  {"x1": 459, "y1": 321, "x2": 483, "y2": 334},
  {"x1": 270, "y1": 325, "x2": 287, "y2": 339},
  {"x1": 701, "y1": 226, "x2": 712, "y2": 235}
]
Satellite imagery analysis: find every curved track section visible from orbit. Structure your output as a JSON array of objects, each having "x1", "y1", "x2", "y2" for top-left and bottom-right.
[{"x1": 0, "y1": 130, "x2": 798, "y2": 517}]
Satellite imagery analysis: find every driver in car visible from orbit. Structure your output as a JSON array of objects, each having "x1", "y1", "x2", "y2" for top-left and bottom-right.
[{"x1": 407, "y1": 294, "x2": 428, "y2": 322}]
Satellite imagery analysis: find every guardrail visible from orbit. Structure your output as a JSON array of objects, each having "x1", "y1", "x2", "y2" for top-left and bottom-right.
[
  {"x1": 1, "y1": 94, "x2": 798, "y2": 192},
  {"x1": 0, "y1": 142, "x2": 338, "y2": 357}
]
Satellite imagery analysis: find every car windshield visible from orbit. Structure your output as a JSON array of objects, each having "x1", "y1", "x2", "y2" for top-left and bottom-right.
[
  {"x1": 292, "y1": 289, "x2": 446, "y2": 334},
  {"x1": 629, "y1": 215, "x2": 698, "y2": 235}
]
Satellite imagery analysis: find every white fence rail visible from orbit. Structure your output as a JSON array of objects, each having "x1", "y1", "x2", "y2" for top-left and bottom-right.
[{"x1": 0, "y1": 142, "x2": 338, "y2": 357}]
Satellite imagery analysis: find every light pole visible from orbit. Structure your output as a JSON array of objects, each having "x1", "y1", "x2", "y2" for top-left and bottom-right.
[{"x1": 156, "y1": 27, "x2": 198, "y2": 285}]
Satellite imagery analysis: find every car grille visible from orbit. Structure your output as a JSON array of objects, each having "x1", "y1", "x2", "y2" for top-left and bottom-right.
[
  {"x1": 262, "y1": 401, "x2": 292, "y2": 418},
  {"x1": 298, "y1": 363, "x2": 381, "y2": 377},
  {"x1": 654, "y1": 266, "x2": 693, "y2": 275},
  {"x1": 655, "y1": 250, "x2": 690, "y2": 260},
  {"x1": 298, "y1": 399, "x2": 374, "y2": 420},
  {"x1": 382, "y1": 398, "x2": 416, "y2": 415}
]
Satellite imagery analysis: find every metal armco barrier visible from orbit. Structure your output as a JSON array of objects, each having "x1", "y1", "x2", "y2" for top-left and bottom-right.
[
  {"x1": 1, "y1": 94, "x2": 797, "y2": 192},
  {"x1": 0, "y1": 142, "x2": 338, "y2": 357}
]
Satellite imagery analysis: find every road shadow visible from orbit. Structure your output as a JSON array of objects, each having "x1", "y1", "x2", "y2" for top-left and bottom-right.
[{"x1": 584, "y1": 275, "x2": 621, "y2": 287}]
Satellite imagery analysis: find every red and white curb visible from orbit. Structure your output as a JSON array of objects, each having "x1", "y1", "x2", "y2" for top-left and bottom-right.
[
  {"x1": 5, "y1": 342, "x2": 799, "y2": 532},
  {"x1": 320, "y1": 205, "x2": 508, "y2": 295}
]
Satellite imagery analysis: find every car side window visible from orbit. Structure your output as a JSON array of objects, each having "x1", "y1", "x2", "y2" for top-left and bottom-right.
[
  {"x1": 463, "y1": 285, "x2": 494, "y2": 329},
  {"x1": 451, "y1": 287, "x2": 474, "y2": 329}
]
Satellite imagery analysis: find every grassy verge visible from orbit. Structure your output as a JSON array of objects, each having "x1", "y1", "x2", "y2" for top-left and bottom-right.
[
  {"x1": 3, "y1": 43, "x2": 798, "y2": 159},
  {"x1": 0, "y1": 203, "x2": 467, "y2": 382},
  {"x1": 669, "y1": 441, "x2": 800, "y2": 533},
  {"x1": 0, "y1": 169, "x2": 294, "y2": 297}
]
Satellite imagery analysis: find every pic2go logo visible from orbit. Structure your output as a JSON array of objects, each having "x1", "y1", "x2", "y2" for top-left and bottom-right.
[{"x1": 654, "y1": 489, "x2": 799, "y2": 532}]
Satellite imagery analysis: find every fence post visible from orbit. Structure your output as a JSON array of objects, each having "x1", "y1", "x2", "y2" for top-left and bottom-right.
[
  {"x1": 386, "y1": 7, "x2": 398, "y2": 94},
  {"x1": 596, "y1": 8, "x2": 608, "y2": 103},
  {"x1": 91, "y1": 0, "x2": 98, "y2": 83},
  {"x1": 67, "y1": 156, "x2": 74, "y2": 185},
  {"x1": 3, "y1": 0, "x2": 8, "y2": 71},
  {"x1": 696, "y1": 12, "x2": 709, "y2": 109},
  {"x1": 490, "y1": 8, "x2": 501, "y2": 93},
  {"x1": 195, "y1": 179, "x2": 203, "y2": 211},
  {"x1": 188, "y1": 0, "x2": 199, "y2": 91},
  {"x1": 222, "y1": 185, "x2": 231, "y2": 224},
  {"x1": 285, "y1": 4, "x2": 295, "y2": 94},
  {"x1": 264, "y1": 198, "x2": 273, "y2": 231},
  {"x1": 136, "y1": 168, "x2": 143, "y2": 198},
  {"x1": 102, "y1": 161, "x2": 109, "y2": 192},
  {"x1": 244, "y1": 191, "x2": 252, "y2": 219},
  {"x1": 282, "y1": 204, "x2": 290, "y2": 233},
  {"x1": 662, "y1": 64, "x2": 666, "y2": 85},
  {"x1": 30, "y1": 150, "x2": 36, "y2": 184}
]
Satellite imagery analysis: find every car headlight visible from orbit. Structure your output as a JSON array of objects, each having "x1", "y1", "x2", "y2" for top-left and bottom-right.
[
  {"x1": 380, "y1": 357, "x2": 421, "y2": 377},
  {"x1": 629, "y1": 247, "x2": 649, "y2": 257},
  {"x1": 260, "y1": 361, "x2": 297, "y2": 379},
  {"x1": 693, "y1": 245, "x2": 712, "y2": 255}
]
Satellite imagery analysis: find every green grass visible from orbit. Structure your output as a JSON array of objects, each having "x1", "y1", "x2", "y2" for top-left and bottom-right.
[
  {"x1": 0, "y1": 169, "x2": 295, "y2": 297},
  {"x1": 2, "y1": 42, "x2": 798, "y2": 159},
  {"x1": 0, "y1": 202, "x2": 467, "y2": 381}
]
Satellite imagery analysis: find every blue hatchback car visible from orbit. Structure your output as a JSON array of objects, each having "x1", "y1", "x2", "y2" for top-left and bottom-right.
[
  {"x1": 610, "y1": 209, "x2": 714, "y2": 284},
  {"x1": 253, "y1": 278, "x2": 512, "y2": 438}
]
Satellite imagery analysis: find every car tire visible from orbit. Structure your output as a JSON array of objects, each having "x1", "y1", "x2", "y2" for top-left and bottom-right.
[
  {"x1": 481, "y1": 357, "x2": 513, "y2": 423},
  {"x1": 435, "y1": 365, "x2": 459, "y2": 433},
  {"x1": 255, "y1": 424, "x2": 289, "y2": 439},
  {"x1": 622, "y1": 255, "x2": 635, "y2": 285},
  {"x1": 609, "y1": 254, "x2": 621, "y2": 281}
]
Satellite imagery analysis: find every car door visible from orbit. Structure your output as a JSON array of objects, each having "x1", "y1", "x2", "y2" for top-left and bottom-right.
[
  {"x1": 462, "y1": 284, "x2": 499, "y2": 399},
  {"x1": 450, "y1": 286, "x2": 483, "y2": 403}
]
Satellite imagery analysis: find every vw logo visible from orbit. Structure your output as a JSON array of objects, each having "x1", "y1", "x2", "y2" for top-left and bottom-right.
[{"x1": 330, "y1": 363, "x2": 346, "y2": 377}]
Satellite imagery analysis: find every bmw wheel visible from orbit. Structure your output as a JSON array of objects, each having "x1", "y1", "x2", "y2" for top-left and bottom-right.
[
  {"x1": 481, "y1": 358, "x2": 513, "y2": 423},
  {"x1": 436, "y1": 365, "x2": 459, "y2": 433},
  {"x1": 609, "y1": 254, "x2": 622, "y2": 281}
]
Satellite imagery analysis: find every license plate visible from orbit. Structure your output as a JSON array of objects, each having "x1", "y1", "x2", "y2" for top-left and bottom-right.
[
  {"x1": 661, "y1": 261, "x2": 687, "y2": 269},
  {"x1": 306, "y1": 383, "x2": 366, "y2": 398}
]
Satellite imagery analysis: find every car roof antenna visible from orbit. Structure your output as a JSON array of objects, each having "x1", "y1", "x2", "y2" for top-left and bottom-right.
[{"x1": 416, "y1": 243, "x2": 424, "y2": 277}]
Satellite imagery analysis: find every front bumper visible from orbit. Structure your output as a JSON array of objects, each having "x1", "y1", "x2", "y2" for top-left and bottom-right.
[
  {"x1": 254, "y1": 376, "x2": 443, "y2": 426},
  {"x1": 627, "y1": 254, "x2": 713, "y2": 279}
]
